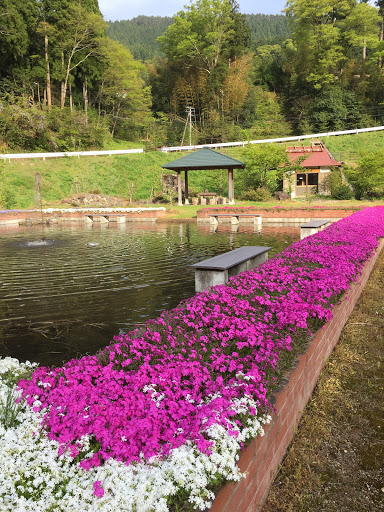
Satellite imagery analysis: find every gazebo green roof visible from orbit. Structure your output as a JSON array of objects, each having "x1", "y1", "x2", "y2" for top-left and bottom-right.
[{"x1": 162, "y1": 148, "x2": 245, "y2": 171}]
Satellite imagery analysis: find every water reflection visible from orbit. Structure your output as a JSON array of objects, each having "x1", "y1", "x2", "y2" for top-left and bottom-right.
[{"x1": 0, "y1": 222, "x2": 299, "y2": 366}]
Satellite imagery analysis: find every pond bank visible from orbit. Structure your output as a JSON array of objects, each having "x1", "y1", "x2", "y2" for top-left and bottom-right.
[
  {"x1": 262, "y1": 248, "x2": 384, "y2": 512},
  {"x1": 0, "y1": 205, "x2": 368, "y2": 226},
  {"x1": 208, "y1": 237, "x2": 384, "y2": 512},
  {"x1": 0, "y1": 207, "x2": 166, "y2": 226}
]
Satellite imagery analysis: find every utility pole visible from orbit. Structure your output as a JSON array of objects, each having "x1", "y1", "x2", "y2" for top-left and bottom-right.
[{"x1": 181, "y1": 107, "x2": 195, "y2": 146}]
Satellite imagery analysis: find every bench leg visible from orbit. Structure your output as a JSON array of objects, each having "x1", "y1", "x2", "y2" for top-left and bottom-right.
[
  {"x1": 195, "y1": 269, "x2": 229, "y2": 292},
  {"x1": 246, "y1": 253, "x2": 268, "y2": 270},
  {"x1": 231, "y1": 216, "x2": 239, "y2": 225},
  {"x1": 210, "y1": 216, "x2": 218, "y2": 225}
]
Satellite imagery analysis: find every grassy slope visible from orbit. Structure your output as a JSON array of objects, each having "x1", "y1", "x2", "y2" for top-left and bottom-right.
[
  {"x1": 323, "y1": 131, "x2": 384, "y2": 165},
  {"x1": 2, "y1": 131, "x2": 384, "y2": 210}
]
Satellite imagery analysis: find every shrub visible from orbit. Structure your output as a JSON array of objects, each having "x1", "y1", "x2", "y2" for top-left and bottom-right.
[
  {"x1": 332, "y1": 184, "x2": 354, "y2": 200},
  {"x1": 0, "y1": 102, "x2": 111, "y2": 152},
  {"x1": 241, "y1": 187, "x2": 272, "y2": 201}
]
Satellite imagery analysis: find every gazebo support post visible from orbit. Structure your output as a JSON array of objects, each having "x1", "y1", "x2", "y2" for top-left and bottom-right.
[
  {"x1": 162, "y1": 149, "x2": 244, "y2": 205},
  {"x1": 228, "y1": 168, "x2": 234, "y2": 204},
  {"x1": 177, "y1": 171, "x2": 183, "y2": 206},
  {"x1": 184, "y1": 170, "x2": 189, "y2": 205}
]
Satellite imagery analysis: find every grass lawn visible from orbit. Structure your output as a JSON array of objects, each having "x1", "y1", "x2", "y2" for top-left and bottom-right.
[
  {"x1": 2, "y1": 129, "x2": 384, "y2": 210},
  {"x1": 162, "y1": 198, "x2": 384, "y2": 220}
]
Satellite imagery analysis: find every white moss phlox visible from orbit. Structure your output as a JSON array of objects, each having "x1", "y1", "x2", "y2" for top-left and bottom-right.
[{"x1": 0, "y1": 358, "x2": 269, "y2": 512}]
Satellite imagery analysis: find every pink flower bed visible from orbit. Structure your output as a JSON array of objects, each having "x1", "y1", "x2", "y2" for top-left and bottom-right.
[{"x1": 18, "y1": 207, "x2": 384, "y2": 471}]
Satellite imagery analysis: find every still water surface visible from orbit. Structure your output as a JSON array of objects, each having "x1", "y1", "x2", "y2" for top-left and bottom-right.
[{"x1": 0, "y1": 222, "x2": 299, "y2": 366}]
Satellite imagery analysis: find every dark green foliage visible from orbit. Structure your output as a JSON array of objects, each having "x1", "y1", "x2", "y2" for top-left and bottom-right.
[
  {"x1": 332, "y1": 184, "x2": 354, "y2": 200},
  {"x1": 106, "y1": 13, "x2": 289, "y2": 62},
  {"x1": 239, "y1": 144, "x2": 289, "y2": 194},
  {"x1": 295, "y1": 87, "x2": 372, "y2": 134},
  {"x1": 241, "y1": 187, "x2": 272, "y2": 201},
  {"x1": 106, "y1": 16, "x2": 174, "y2": 61},
  {"x1": 0, "y1": 0, "x2": 152, "y2": 149},
  {"x1": 0, "y1": 104, "x2": 111, "y2": 151},
  {"x1": 245, "y1": 14, "x2": 290, "y2": 49},
  {"x1": 347, "y1": 148, "x2": 384, "y2": 199},
  {"x1": 1, "y1": 0, "x2": 384, "y2": 154}
]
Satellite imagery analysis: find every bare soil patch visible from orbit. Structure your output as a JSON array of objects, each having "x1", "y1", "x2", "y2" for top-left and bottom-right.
[{"x1": 263, "y1": 251, "x2": 384, "y2": 511}]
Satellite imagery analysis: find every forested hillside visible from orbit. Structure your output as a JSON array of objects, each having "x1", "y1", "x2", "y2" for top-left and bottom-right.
[
  {"x1": 246, "y1": 14, "x2": 290, "y2": 49},
  {"x1": 0, "y1": 0, "x2": 152, "y2": 151},
  {"x1": 106, "y1": 14, "x2": 290, "y2": 61},
  {"x1": 106, "y1": 16, "x2": 174, "y2": 61},
  {"x1": 1, "y1": 0, "x2": 384, "y2": 153}
]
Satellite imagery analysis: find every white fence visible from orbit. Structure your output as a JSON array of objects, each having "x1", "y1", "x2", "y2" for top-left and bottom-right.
[
  {"x1": 160, "y1": 125, "x2": 384, "y2": 152},
  {"x1": 1, "y1": 125, "x2": 384, "y2": 160},
  {"x1": 0, "y1": 148, "x2": 143, "y2": 161}
]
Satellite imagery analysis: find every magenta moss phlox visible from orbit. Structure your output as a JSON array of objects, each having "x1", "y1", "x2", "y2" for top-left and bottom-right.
[{"x1": 18, "y1": 207, "x2": 384, "y2": 469}]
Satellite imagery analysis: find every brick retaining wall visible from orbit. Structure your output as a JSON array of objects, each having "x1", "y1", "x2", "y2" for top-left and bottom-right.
[
  {"x1": 209, "y1": 238, "x2": 384, "y2": 512},
  {"x1": 0, "y1": 209, "x2": 166, "y2": 225},
  {"x1": 197, "y1": 207, "x2": 362, "y2": 224}
]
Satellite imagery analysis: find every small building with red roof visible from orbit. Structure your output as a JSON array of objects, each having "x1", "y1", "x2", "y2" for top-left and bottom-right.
[{"x1": 283, "y1": 142, "x2": 342, "y2": 198}]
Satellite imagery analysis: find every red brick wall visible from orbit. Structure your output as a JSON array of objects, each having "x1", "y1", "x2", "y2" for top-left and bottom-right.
[
  {"x1": 210, "y1": 239, "x2": 384, "y2": 512},
  {"x1": 197, "y1": 207, "x2": 362, "y2": 221},
  {"x1": 0, "y1": 209, "x2": 165, "y2": 224},
  {"x1": 0, "y1": 210, "x2": 36, "y2": 224}
]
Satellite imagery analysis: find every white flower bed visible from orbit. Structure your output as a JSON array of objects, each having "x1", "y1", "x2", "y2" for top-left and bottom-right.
[{"x1": 0, "y1": 358, "x2": 269, "y2": 512}]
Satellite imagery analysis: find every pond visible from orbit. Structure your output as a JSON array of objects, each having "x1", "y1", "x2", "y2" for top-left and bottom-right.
[{"x1": 0, "y1": 222, "x2": 300, "y2": 367}]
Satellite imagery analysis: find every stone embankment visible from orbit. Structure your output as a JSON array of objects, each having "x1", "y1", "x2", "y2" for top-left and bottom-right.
[
  {"x1": 197, "y1": 206, "x2": 363, "y2": 225},
  {"x1": 0, "y1": 208, "x2": 166, "y2": 226}
]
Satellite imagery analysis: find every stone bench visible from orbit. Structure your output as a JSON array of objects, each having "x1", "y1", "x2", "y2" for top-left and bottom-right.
[
  {"x1": 84, "y1": 214, "x2": 126, "y2": 224},
  {"x1": 199, "y1": 192, "x2": 217, "y2": 206},
  {"x1": 210, "y1": 213, "x2": 262, "y2": 227},
  {"x1": 300, "y1": 219, "x2": 332, "y2": 239},
  {"x1": 191, "y1": 246, "x2": 271, "y2": 292}
]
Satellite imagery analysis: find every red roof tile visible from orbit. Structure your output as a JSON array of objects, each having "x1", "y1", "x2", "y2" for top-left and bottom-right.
[{"x1": 286, "y1": 144, "x2": 341, "y2": 167}]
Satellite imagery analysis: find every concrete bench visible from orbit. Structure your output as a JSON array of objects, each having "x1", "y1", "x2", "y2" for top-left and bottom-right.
[
  {"x1": 300, "y1": 219, "x2": 332, "y2": 239},
  {"x1": 191, "y1": 246, "x2": 271, "y2": 292},
  {"x1": 84, "y1": 214, "x2": 126, "y2": 224},
  {"x1": 210, "y1": 213, "x2": 262, "y2": 227}
]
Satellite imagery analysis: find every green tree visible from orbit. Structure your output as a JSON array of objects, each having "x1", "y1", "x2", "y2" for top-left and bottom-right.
[
  {"x1": 348, "y1": 148, "x2": 384, "y2": 198},
  {"x1": 0, "y1": 0, "x2": 39, "y2": 86},
  {"x1": 340, "y1": 2, "x2": 380, "y2": 62},
  {"x1": 238, "y1": 85, "x2": 292, "y2": 138},
  {"x1": 375, "y1": 1, "x2": 384, "y2": 68},
  {"x1": 240, "y1": 144, "x2": 294, "y2": 193},
  {"x1": 158, "y1": 0, "x2": 235, "y2": 75},
  {"x1": 284, "y1": 0, "x2": 354, "y2": 90},
  {"x1": 299, "y1": 86, "x2": 371, "y2": 132},
  {"x1": 52, "y1": 4, "x2": 105, "y2": 108},
  {"x1": 157, "y1": 0, "x2": 251, "y2": 141},
  {"x1": 97, "y1": 38, "x2": 152, "y2": 136}
]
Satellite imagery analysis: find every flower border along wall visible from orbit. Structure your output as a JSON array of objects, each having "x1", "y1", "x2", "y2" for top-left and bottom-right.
[{"x1": 1, "y1": 206, "x2": 383, "y2": 512}]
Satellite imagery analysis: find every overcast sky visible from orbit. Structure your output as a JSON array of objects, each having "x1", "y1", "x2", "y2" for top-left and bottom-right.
[
  {"x1": 98, "y1": 0, "x2": 288, "y2": 22},
  {"x1": 98, "y1": 0, "x2": 378, "y2": 22}
]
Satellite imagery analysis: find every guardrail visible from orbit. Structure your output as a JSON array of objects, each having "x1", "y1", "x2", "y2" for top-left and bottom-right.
[
  {"x1": 160, "y1": 125, "x2": 384, "y2": 152},
  {"x1": 0, "y1": 148, "x2": 144, "y2": 161},
  {"x1": 1, "y1": 125, "x2": 384, "y2": 160}
]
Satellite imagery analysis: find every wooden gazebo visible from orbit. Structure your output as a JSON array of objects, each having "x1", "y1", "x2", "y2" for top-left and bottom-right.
[{"x1": 162, "y1": 148, "x2": 245, "y2": 205}]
